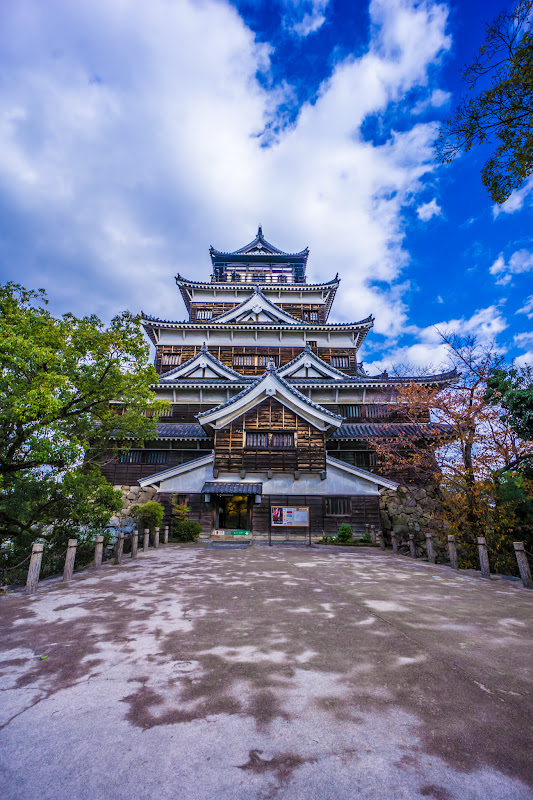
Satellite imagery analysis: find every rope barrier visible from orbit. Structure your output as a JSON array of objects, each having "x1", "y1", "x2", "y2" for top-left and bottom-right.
[{"x1": 0, "y1": 553, "x2": 32, "y2": 575}]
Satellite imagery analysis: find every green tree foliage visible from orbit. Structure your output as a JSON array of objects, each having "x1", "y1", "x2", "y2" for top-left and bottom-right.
[
  {"x1": 436, "y1": 0, "x2": 533, "y2": 203},
  {"x1": 173, "y1": 521, "x2": 202, "y2": 542},
  {"x1": 130, "y1": 500, "x2": 164, "y2": 533},
  {"x1": 0, "y1": 282, "x2": 167, "y2": 543},
  {"x1": 485, "y1": 365, "x2": 533, "y2": 445}
]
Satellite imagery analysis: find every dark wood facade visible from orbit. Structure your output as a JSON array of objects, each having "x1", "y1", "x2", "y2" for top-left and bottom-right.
[
  {"x1": 156, "y1": 344, "x2": 358, "y2": 376},
  {"x1": 214, "y1": 398, "x2": 326, "y2": 474}
]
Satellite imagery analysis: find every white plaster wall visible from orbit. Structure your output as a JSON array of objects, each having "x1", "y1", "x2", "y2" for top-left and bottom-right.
[
  {"x1": 158, "y1": 329, "x2": 358, "y2": 347},
  {"x1": 153, "y1": 458, "x2": 380, "y2": 497}
]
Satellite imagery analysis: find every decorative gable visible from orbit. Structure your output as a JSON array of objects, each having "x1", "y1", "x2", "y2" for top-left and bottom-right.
[
  {"x1": 277, "y1": 345, "x2": 350, "y2": 380},
  {"x1": 213, "y1": 290, "x2": 303, "y2": 326},
  {"x1": 159, "y1": 344, "x2": 243, "y2": 383},
  {"x1": 197, "y1": 362, "x2": 342, "y2": 432}
]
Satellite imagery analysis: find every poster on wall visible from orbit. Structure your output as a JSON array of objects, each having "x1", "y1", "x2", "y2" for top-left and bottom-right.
[{"x1": 271, "y1": 507, "x2": 309, "y2": 526}]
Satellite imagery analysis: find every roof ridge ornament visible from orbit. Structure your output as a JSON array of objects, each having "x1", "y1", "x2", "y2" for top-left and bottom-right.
[
  {"x1": 267, "y1": 357, "x2": 276, "y2": 371},
  {"x1": 201, "y1": 342, "x2": 208, "y2": 352}
]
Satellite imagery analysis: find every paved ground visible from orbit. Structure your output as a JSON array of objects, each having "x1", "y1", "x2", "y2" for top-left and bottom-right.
[{"x1": 1, "y1": 544, "x2": 533, "y2": 800}]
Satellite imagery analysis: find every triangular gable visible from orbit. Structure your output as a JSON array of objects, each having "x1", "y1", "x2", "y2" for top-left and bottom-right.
[
  {"x1": 277, "y1": 345, "x2": 350, "y2": 380},
  {"x1": 325, "y1": 456, "x2": 399, "y2": 490},
  {"x1": 213, "y1": 290, "x2": 303, "y2": 326},
  {"x1": 159, "y1": 345, "x2": 243, "y2": 382},
  {"x1": 197, "y1": 363, "x2": 343, "y2": 432}
]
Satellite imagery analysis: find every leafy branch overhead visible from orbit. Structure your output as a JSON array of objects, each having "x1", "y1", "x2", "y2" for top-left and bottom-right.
[
  {"x1": 436, "y1": 0, "x2": 533, "y2": 203},
  {"x1": 0, "y1": 282, "x2": 169, "y2": 542}
]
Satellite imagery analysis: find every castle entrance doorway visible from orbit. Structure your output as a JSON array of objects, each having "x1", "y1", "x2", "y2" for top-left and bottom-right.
[{"x1": 217, "y1": 495, "x2": 251, "y2": 532}]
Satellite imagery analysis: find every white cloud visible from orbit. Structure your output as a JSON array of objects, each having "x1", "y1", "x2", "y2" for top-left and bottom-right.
[
  {"x1": 0, "y1": 0, "x2": 451, "y2": 344},
  {"x1": 493, "y1": 176, "x2": 533, "y2": 217},
  {"x1": 366, "y1": 305, "x2": 508, "y2": 373},
  {"x1": 489, "y1": 249, "x2": 533, "y2": 285},
  {"x1": 515, "y1": 352, "x2": 533, "y2": 368},
  {"x1": 416, "y1": 197, "x2": 442, "y2": 221},
  {"x1": 284, "y1": 0, "x2": 330, "y2": 36},
  {"x1": 517, "y1": 296, "x2": 533, "y2": 318},
  {"x1": 514, "y1": 331, "x2": 533, "y2": 347},
  {"x1": 412, "y1": 87, "x2": 450, "y2": 115}
]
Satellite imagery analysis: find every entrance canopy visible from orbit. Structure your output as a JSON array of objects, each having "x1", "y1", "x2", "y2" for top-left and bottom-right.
[{"x1": 202, "y1": 482, "x2": 262, "y2": 495}]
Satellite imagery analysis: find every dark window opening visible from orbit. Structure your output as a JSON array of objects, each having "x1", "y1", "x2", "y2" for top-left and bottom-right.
[
  {"x1": 340, "y1": 404, "x2": 361, "y2": 419},
  {"x1": 331, "y1": 356, "x2": 349, "y2": 369},
  {"x1": 325, "y1": 497, "x2": 350, "y2": 515},
  {"x1": 246, "y1": 431, "x2": 295, "y2": 449}
]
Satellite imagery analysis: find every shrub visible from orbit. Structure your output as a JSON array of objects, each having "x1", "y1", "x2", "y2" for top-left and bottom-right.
[
  {"x1": 173, "y1": 521, "x2": 202, "y2": 542},
  {"x1": 360, "y1": 529, "x2": 371, "y2": 543},
  {"x1": 336, "y1": 523, "x2": 352, "y2": 543},
  {"x1": 171, "y1": 495, "x2": 190, "y2": 525},
  {"x1": 130, "y1": 500, "x2": 164, "y2": 534}
]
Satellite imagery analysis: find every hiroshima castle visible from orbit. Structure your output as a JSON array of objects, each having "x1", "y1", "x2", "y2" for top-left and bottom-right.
[{"x1": 101, "y1": 228, "x2": 455, "y2": 539}]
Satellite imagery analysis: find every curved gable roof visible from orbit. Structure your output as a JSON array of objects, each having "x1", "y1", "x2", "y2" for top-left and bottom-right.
[{"x1": 210, "y1": 226, "x2": 308, "y2": 259}]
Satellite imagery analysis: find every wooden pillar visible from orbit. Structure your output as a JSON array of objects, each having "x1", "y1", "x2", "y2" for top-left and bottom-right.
[
  {"x1": 370, "y1": 525, "x2": 377, "y2": 545},
  {"x1": 425, "y1": 533, "x2": 435, "y2": 564},
  {"x1": 163, "y1": 525, "x2": 169, "y2": 545},
  {"x1": 408, "y1": 533, "x2": 416, "y2": 559},
  {"x1": 131, "y1": 530, "x2": 138, "y2": 559},
  {"x1": 115, "y1": 531, "x2": 124, "y2": 565},
  {"x1": 63, "y1": 539, "x2": 77, "y2": 583},
  {"x1": 25, "y1": 543, "x2": 44, "y2": 595},
  {"x1": 513, "y1": 542, "x2": 533, "y2": 589},
  {"x1": 447, "y1": 535, "x2": 458, "y2": 570},
  {"x1": 391, "y1": 532, "x2": 399, "y2": 555},
  {"x1": 94, "y1": 535, "x2": 104, "y2": 571},
  {"x1": 143, "y1": 529, "x2": 149, "y2": 552},
  {"x1": 154, "y1": 527, "x2": 160, "y2": 549},
  {"x1": 477, "y1": 537, "x2": 491, "y2": 578}
]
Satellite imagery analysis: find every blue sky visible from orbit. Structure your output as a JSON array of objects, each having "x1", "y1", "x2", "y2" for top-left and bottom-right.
[{"x1": 0, "y1": 0, "x2": 531, "y2": 372}]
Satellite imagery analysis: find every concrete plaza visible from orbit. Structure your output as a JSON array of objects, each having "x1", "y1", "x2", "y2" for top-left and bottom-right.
[{"x1": 1, "y1": 544, "x2": 532, "y2": 800}]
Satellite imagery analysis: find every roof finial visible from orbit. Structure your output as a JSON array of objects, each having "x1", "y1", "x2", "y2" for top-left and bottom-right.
[
  {"x1": 267, "y1": 357, "x2": 276, "y2": 372},
  {"x1": 201, "y1": 342, "x2": 208, "y2": 352},
  {"x1": 304, "y1": 342, "x2": 312, "y2": 352},
  {"x1": 257, "y1": 224, "x2": 263, "y2": 238}
]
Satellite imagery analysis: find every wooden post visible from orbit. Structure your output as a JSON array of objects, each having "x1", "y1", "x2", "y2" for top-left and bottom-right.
[
  {"x1": 391, "y1": 532, "x2": 399, "y2": 555},
  {"x1": 447, "y1": 535, "x2": 458, "y2": 570},
  {"x1": 513, "y1": 542, "x2": 533, "y2": 589},
  {"x1": 409, "y1": 533, "x2": 416, "y2": 559},
  {"x1": 115, "y1": 531, "x2": 124, "y2": 565},
  {"x1": 378, "y1": 531, "x2": 386, "y2": 550},
  {"x1": 163, "y1": 525, "x2": 169, "y2": 545},
  {"x1": 131, "y1": 529, "x2": 138, "y2": 559},
  {"x1": 370, "y1": 525, "x2": 377, "y2": 545},
  {"x1": 94, "y1": 535, "x2": 104, "y2": 571},
  {"x1": 143, "y1": 529, "x2": 149, "y2": 552},
  {"x1": 425, "y1": 533, "x2": 435, "y2": 564},
  {"x1": 477, "y1": 537, "x2": 491, "y2": 578},
  {"x1": 25, "y1": 543, "x2": 44, "y2": 595},
  {"x1": 63, "y1": 539, "x2": 77, "y2": 583},
  {"x1": 154, "y1": 527, "x2": 160, "y2": 549}
]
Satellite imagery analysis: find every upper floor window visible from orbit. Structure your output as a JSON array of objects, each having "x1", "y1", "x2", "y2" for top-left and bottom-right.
[
  {"x1": 246, "y1": 431, "x2": 295, "y2": 449},
  {"x1": 196, "y1": 309, "x2": 212, "y2": 320},
  {"x1": 340, "y1": 404, "x2": 361, "y2": 419},
  {"x1": 161, "y1": 353, "x2": 182, "y2": 366},
  {"x1": 234, "y1": 355, "x2": 277, "y2": 367},
  {"x1": 331, "y1": 356, "x2": 349, "y2": 369},
  {"x1": 303, "y1": 311, "x2": 319, "y2": 321}
]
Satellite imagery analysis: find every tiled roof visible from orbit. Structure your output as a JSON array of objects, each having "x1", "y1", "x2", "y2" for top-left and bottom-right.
[
  {"x1": 202, "y1": 482, "x2": 262, "y2": 495},
  {"x1": 332, "y1": 422, "x2": 454, "y2": 439},
  {"x1": 156, "y1": 423, "x2": 210, "y2": 439}
]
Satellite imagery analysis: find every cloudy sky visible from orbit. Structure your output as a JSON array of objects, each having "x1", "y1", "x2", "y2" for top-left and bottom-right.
[{"x1": 0, "y1": 0, "x2": 531, "y2": 372}]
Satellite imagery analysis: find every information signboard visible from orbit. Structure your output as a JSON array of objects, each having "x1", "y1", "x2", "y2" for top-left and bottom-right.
[{"x1": 271, "y1": 507, "x2": 310, "y2": 526}]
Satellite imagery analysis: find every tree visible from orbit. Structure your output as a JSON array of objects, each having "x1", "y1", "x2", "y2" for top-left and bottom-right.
[
  {"x1": 436, "y1": 0, "x2": 533, "y2": 203},
  {"x1": 485, "y1": 364, "x2": 533, "y2": 444},
  {"x1": 0, "y1": 283, "x2": 167, "y2": 544},
  {"x1": 373, "y1": 336, "x2": 533, "y2": 571},
  {"x1": 130, "y1": 500, "x2": 164, "y2": 535}
]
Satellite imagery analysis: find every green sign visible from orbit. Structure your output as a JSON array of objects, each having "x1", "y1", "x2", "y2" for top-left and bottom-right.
[{"x1": 232, "y1": 530, "x2": 250, "y2": 536}]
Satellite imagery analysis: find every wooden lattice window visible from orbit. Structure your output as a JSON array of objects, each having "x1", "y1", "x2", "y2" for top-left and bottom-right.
[
  {"x1": 340, "y1": 404, "x2": 361, "y2": 419},
  {"x1": 303, "y1": 311, "x2": 319, "y2": 321},
  {"x1": 161, "y1": 354, "x2": 182, "y2": 366},
  {"x1": 331, "y1": 356, "x2": 349, "y2": 369},
  {"x1": 196, "y1": 310, "x2": 212, "y2": 320},
  {"x1": 325, "y1": 497, "x2": 350, "y2": 515},
  {"x1": 234, "y1": 355, "x2": 277, "y2": 367},
  {"x1": 271, "y1": 432, "x2": 294, "y2": 448},
  {"x1": 246, "y1": 432, "x2": 269, "y2": 448}
]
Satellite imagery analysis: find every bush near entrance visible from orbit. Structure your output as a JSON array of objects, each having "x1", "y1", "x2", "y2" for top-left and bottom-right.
[
  {"x1": 173, "y1": 521, "x2": 202, "y2": 542},
  {"x1": 336, "y1": 523, "x2": 353, "y2": 543}
]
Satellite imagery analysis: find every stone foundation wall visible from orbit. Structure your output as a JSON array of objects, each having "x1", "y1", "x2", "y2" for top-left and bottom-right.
[
  {"x1": 380, "y1": 484, "x2": 448, "y2": 560},
  {"x1": 115, "y1": 484, "x2": 160, "y2": 519}
]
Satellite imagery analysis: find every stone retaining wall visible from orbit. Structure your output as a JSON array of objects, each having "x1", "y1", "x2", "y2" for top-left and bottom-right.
[
  {"x1": 114, "y1": 484, "x2": 160, "y2": 519},
  {"x1": 380, "y1": 484, "x2": 448, "y2": 559}
]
